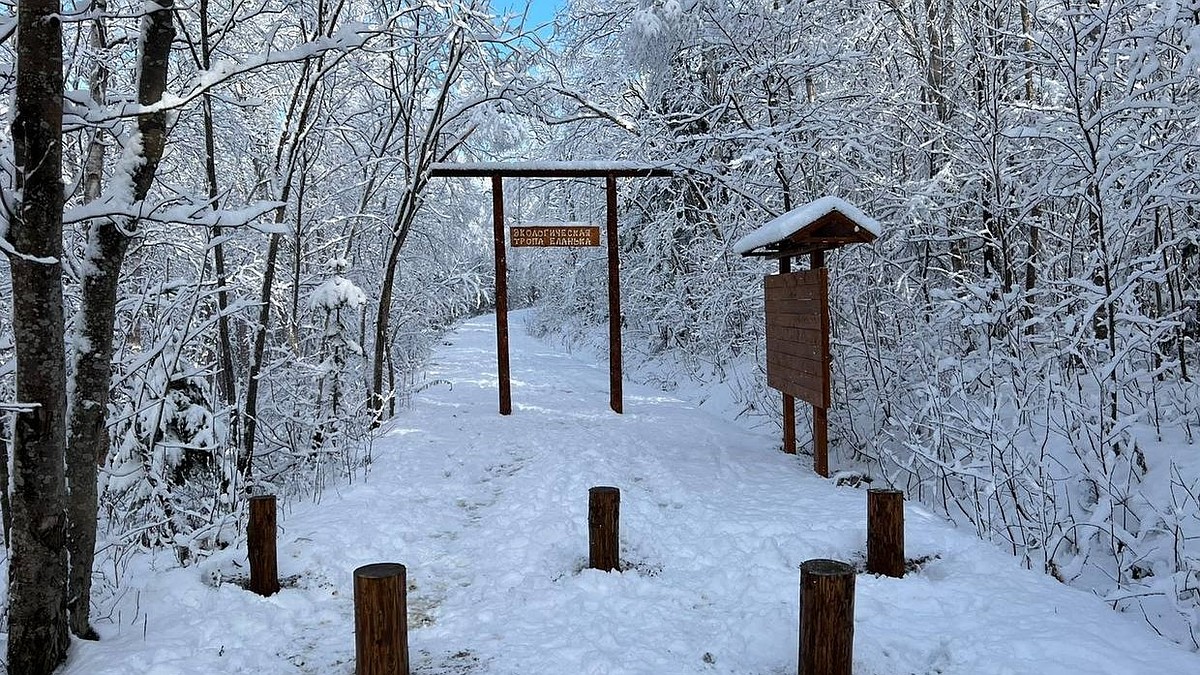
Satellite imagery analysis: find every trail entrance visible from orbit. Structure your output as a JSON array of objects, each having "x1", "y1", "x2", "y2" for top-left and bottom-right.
[{"x1": 429, "y1": 162, "x2": 673, "y2": 415}]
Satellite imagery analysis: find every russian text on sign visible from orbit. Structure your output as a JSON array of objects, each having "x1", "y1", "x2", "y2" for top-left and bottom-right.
[{"x1": 510, "y1": 226, "x2": 601, "y2": 247}]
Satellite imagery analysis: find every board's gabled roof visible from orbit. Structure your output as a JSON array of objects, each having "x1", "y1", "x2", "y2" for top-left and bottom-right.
[{"x1": 733, "y1": 196, "x2": 881, "y2": 258}]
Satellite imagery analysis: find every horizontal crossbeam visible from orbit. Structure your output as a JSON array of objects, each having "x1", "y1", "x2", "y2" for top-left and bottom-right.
[{"x1": 429, "y1": 161, "x2": 674, "y2": 178}]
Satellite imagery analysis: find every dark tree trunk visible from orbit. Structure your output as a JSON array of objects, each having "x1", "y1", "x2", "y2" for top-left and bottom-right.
[
  {"x1": 370, "y1": 207, "x2": 415, "y2": 419},
  {"x1": 200, "y1": 0, "x2": 239, "y2": 434},
  {"x1": 6, "y1": 0, "x2": 70, "y2": 669},
  {"x1": 65, "y1": 0, "x2": 175, "y2": 639},
  {"x1": 241, "y1": 228, "x2": 283, "y2": 481},
  {"x1": 1, "y1": 413, "x2": 11, "y2": 547}
]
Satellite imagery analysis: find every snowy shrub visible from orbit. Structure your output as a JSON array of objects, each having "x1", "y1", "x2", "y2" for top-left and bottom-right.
[
  {"x1": 102, "y1": 331, "x2": 232, "y2": 563},
  {"x1": 307, "y1": 258, "x2": 368, "y2": 453}
]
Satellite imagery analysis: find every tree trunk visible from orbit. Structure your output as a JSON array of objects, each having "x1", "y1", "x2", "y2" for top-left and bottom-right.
[
  {"x1": 6, "y1": 0, "x2": 70, "y2": 669},
  {"x1": 200, "y1": 0, "x2": 239, "y2": 437},
  {"x1": 241, "y1": 228, "x2": 283, "y2": 481},
  {"x1": 1, "y1": 413, "x2": 10, "y2": 547},
  {"x1": 370, "y1": 215, "x2": 413, "y2": 419},
  {"x1": 66, "y1": 6, "x2": 110, "y2": 640},
  {"x1": 65, "y1": 0, "x2": 175, "y2": 640}
]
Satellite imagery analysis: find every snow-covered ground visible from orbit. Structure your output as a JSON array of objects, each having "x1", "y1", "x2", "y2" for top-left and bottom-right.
[{"x1": 48, "y1": 311, "x2": 1200, "y2": 673}]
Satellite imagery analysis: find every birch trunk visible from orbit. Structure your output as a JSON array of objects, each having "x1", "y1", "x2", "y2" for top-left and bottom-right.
[{"x1": 65, "y1": 0, "x2": 175, "y2": 639}]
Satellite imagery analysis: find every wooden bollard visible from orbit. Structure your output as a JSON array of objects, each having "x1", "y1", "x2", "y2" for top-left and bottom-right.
[
  {"x1": 248, "y1": 494, "x2": 280, "y2": 596},
  {"x1": 866, "y1": 488, "x2": 905, "y2": 578},
  {"x1": 798, "y1": 559, "x2": 855, "y2": 675},
  {"x1": 354, "y1": 563, "x2": 410, "y2": 675},
  {"x1": 588, "y1": 486, "x2": 620, "y2": 571}
]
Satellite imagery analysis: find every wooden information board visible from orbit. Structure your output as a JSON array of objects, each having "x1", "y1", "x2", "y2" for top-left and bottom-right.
[
  {"x1": 511, "y1": 225, "x2": 600, "y2": 247},
  {"x1": 765, "y1": 269, "x2": 830, "y2": 408}
]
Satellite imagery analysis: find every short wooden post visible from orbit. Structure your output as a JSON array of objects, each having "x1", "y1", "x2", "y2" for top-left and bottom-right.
[
  {"x1": 248, "y1": 494, "x2": 280, "y2": 596},
  {"x1": 798, "y1": 559, "x2": 855, "y2": 675},
  {"x1": 867, "y1": 488, "x2": 905, "y2": 577},
  {"x1": 589, "y1": 486, "x2": 620, "y2": 571},
  {"x1": 354, "y1": 563, "x2": 410, "y2": 675}
]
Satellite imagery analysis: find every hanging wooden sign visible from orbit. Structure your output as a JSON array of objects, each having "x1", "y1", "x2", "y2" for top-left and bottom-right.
[{"x1": 511, "y1": 225, "x2": 601, "y2": 247}]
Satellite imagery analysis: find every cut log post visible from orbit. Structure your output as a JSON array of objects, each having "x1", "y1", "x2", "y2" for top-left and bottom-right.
[
  {"x1": 589, "y1": 486, "x2": 620, "y2": 571},
  {"x1": 354, "y1": 563, "x2": 410, "y2": 675},
  {"x1": 798, "y1": 558, "x2": 855, "y2": 675},
  {"x1": 867, "y1": 488, "x2": 905, "y2": 578},
  {"x1": 248, "y1": 494, "x2": 280, "y2": 596}
]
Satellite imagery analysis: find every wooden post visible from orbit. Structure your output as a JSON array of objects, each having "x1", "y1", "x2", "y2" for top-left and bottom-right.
[
  {"x1": 588, "y1": 486, "x2": 620, "y2": 571},
  {"x1": 798, "y1": 558, "x2": 855, "y2": 675},
  {"x1": 492, "y1": 175, "x2": 512, "y2": 415},
  {"x1": 867, "y1": 489, "x2": 905, "y2": 577},
  {"x1": 779, "y1": 256, "x2": 796, "y2": 454},
  {"x1": 605, "y1": 173, "x2": 623, "y2": 414},
  {"x1": 813, "y1": 408, "x2": 828, "y2": 477},
  {"x1": 248, "y1": 494, "x2": 280, "y2": 596},
  {"x1": 810, "y1": 250, "x2": 829, "y2": 477},
  {"x1": 354, "y1": 563, "x2": 410, "y2": 675}
]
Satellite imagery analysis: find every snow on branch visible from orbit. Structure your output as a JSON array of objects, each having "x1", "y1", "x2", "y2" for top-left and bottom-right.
[
  {"x1": 64, "y1": 196, "x2": 285, "y2": 230},
  {"x1": 62, "y1": 18, "x2": 396, "y2": 130}
]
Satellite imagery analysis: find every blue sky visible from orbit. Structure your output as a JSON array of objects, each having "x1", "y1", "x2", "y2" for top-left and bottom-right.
[{"x1": 498, "y1": 0, "x2": 563, "y2": 29}]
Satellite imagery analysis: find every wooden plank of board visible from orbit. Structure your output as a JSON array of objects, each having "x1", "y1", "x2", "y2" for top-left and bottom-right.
[
  {"x1": 767, "y1": 351, "x2": 827, "y2": 375},
  {"x1": 766, "y1": 325, "x2": 825, "y2": 348},
  {"x1": 766, "y1": 311, "x2": 823, "y2": 330},
  {"x1": 765, "y1": 297, "x2": 826, "y2": 314},
  {"x1": 765, "y1": 278, "x2": 824, "y2": 299},
  {"x1": 767, "y1": 369, "x2": 828, "y2": 408}
]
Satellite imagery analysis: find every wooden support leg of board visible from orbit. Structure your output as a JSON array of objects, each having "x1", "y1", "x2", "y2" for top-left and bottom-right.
[
  {"x1": 782, "y1": 393, "x2": 796, "y2": 454},
  {"x1": 813, "y1": 405, "x2": 828, "y2": 477},
  {"x1": 808, "y1": 250, "x2": 828, "y2": 477},
  {"x1": 491, "y1": 175, "x2": 512, "y2": 415},
  {"x1": 778, "y1": 254, "x2": 793, "y2": 452},
  {"x1": 605, "y1": 173, "x2": 623, "y2": 414}
]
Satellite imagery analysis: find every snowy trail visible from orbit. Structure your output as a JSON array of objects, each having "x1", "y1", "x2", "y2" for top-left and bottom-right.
[{"x1": 62, "y1": 311, "x2": 1200, "y2": 674}]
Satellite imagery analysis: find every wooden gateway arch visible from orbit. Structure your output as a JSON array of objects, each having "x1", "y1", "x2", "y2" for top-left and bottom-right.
[{"x1": 429, "y1": 162, "x2": 674, "y2": 415}]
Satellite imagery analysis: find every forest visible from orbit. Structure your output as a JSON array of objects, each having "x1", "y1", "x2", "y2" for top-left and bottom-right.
[{"x1": 0, "y1": 0, "x2": 1198, "y2": 671}]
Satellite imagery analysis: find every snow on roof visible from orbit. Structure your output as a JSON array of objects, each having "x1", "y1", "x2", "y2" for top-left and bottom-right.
[
  {"x1": 432, "y1": 161, "x2": 666, "y2": 171},
  {"x1": 429, "y1": 161, "x2": 675, "y2": 177},
  {"x1": 732, "y1": 196, "x2": 882, "y2": 255}
]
